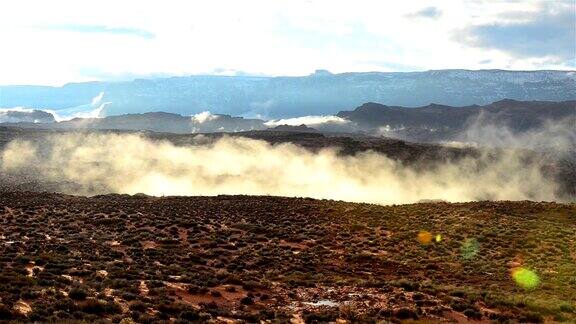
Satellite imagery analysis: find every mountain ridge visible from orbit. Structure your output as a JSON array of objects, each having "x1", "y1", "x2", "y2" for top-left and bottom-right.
[
  {"x1": 1, "y1": 69, "x2": 574, "y2": 118},
  {"x1": 2, "y1": 99, "x2": 574, "y2": 147},
  {"x1": 337, "y1": 99, "x2": 576, "y2": 143}
]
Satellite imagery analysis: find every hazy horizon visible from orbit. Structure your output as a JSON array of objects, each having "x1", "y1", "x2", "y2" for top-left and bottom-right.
[
  {"x1": 1, "y1": 0, "x2": 574, "y2": 86},
  {"x1": 1, "y1": 68, "x2": 576, "y2": 88}
]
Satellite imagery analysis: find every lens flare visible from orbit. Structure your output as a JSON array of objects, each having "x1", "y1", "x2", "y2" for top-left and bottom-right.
[
  {"x1": 460, "y1": 238, "x2": 480, "y2": 260},
  {"x1": 417, "y1": 231, "x2": 433, "y2": 244},
  {"x1": 512, "y1": 268, "x2": 540, "y2": 290}
]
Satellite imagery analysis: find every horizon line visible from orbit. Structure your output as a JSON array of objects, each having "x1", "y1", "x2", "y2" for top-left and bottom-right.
[{"x1": 1, "y1": 68, "x2": 575, "y2": 88}]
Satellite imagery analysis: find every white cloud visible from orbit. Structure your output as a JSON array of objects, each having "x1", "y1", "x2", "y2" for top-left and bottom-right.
[
  {"x1": 265, "y1": 115, "x2": 358, "y2": 133},
  {"x1": 0, "y1": 0, "x2": 572, "y2": 85},
  {"x1": 0, "y1": 92, "x2": 108, "y2": 122},
  {"x1": 191, "y1": 111, "x2": 220, "y2": 124},
  {"x1": 265, "y1": 115, "x2": 349, "y2": 127}
]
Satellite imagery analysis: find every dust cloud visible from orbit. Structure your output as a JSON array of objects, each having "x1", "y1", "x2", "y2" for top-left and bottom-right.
[
  {"x1": 457, "y1": 114, "x2": 575, "y2": 151},
  {"x1": 0, "y1": 133, "x2": 563, "y2": 204}
]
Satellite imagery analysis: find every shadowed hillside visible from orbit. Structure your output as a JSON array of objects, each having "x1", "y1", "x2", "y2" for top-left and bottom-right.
[{"x1": 337, "y1": 99, "x2": 576, "y2": 143}]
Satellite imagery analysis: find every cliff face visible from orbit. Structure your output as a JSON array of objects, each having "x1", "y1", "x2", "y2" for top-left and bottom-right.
[{"x1": 1, "y1": 70, "x2": 574, "y2": 118}]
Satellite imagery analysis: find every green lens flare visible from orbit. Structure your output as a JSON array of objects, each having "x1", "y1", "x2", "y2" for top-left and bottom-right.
[
  {"x1": 460, "y1": 238, "x2": 480, "y2": 260},
  {"x1": 512, "y1": 268, "x2": 540, "y2": 290}
]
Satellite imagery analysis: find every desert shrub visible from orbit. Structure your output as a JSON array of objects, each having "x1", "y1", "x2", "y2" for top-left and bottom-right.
[
  {"x1": 302, "y1": 309, "x2": 339, "y2": 323},
  {"x1": 393, "y1": 307, "x2": 418, "y2": 320},
  {"x1": 396, "y1": 279, "x2": 419, "y2": 292},
  {"x1": 69, "y1": 287, "x2": 88, "y2": 300},
  {"x1": 104, "y1": 301, "x2": 123, "y2": 314},
  {"x1": 350, "y1": 223, "x2": 366, "y2": 232},
  {"x1": 554, "y1": 308, "x2": 571, "y2": 320},
  {"x1": 449, "y1": 290, "x2": 467, "y2": 298},
  {"x1": 108, "y1": 279, "x2": 131, "y2": 289},
  {"x1": 187, "y1": 284, "x2": 208, "y2": 294},
  {"x1": 80, "y1": 299, "x2": 106, "y2": 314},
  {"x1": 412, "y1": 292, "x2": 425, "y2": 300},
  {"x1": 241, "y1": 280, "x2": 261, "y2": 291},
  {"x1": 158, "y1": 303, "x2": 182, "y2": 315},
  {"x1": 520, "y1": 311, "x2": 544, "y2": 323},
  {"x1": 188, "y1": 255, "x2": 206, "y2": 265},
  {"x1": 28, "y1": 308, "x2": 50, "y2": 322},
  {"x1": 13, "y1": 255, "x2": 31, "y2": 265},
  {"x1": 54, "y1": 298, "x2": 77, "y2": 312},
  {"x1": 20, "y1": 289, "x2": 40, "y2": 299},
  {"x1": 179, "y1": 309, "x2": 200, "y2": 321},
  {"x1": 210, "y1": 290, "x2": 222, "y2": 297},
  {"x1": 147, "y1": 280, "x2": 164, "y2": 288},
  {"x1": 240, "y1": 296, "x2": 254, "y2": 305},
  {"x1": 121, "y1": 292, "x2": 138, "y2": 301},
  {"x1": 0, "y1": 304, "x2": 13, "y2": 320},
  {"x1": 559, "y1": 302, "x2": 574, "y2": 313},
  {"x1": 450, "y1": 301, "x2": 474, "y2": 312},
  {"x1": 130, "y1": 310, "x2": 142, "y2": 321},
  {"x1": 463, "y1": 308, "x2": 482, "y2": 320},
  {"x1": 129, "y1": 302, "x2": 147, "y2": 312},
  {"x1": 258, "y1": 309, "x2": 276, "y2": 320}
]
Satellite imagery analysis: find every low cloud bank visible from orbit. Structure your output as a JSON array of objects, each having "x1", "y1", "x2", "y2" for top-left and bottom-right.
[
  {"x1": 265, "y1": 115, "x2": 357, "y2": 132},
  {"x1": 0, "y1": 92, "x2": 109, "y2": 123},
  {"x1": 0, "y1": 134, "x2": 563, "y2": 204},
  {"x1": 265, "y1": 115, "x2": 349, "y2": 127},
  {"x1": 50, "y1": 91, "x2": 109, "y2": 121},
  {"x1": 191, "y1": 111, "x2": 220, "y2": 124}
]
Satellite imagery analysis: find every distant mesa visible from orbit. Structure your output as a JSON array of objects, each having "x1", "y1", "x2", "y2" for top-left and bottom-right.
[
  {"x1": 0, "y1": 111, "x2": 267, "y2": 134},
  {"x1": 1, "y1": 69, "x2": 573, "y2": 118},
  {"x1": 310, "y1": 69, "x2": 333, "y2": 77},
  {"x1": 0, "y1": 109, "x2": 56, "y2": 124}
]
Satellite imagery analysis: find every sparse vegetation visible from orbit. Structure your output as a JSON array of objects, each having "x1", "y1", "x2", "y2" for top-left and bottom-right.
[{"x1": 0, "y1": 192, "x2": 574, "y2": 322}]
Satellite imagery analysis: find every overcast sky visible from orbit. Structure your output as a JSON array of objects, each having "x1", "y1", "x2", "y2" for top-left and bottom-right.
[{"x1": 0, "y1": 0, "x2": 574, "y2": 85}]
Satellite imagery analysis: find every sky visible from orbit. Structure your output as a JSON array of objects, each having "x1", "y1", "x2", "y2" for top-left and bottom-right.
[{"x1": 0, "y1": 0, "x2": 574, "y2": 85}]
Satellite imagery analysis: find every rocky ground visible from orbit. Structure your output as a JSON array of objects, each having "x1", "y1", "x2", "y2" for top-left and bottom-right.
[{"x1": 0, "y1": 192, "x2": 574, "y2": 323}]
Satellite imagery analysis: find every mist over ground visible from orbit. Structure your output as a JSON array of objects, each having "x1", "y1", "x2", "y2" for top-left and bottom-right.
[
  {"x1": 455, "y1": 115, "x2": 576, "y2": 151},
  {"x1": 1, "y1": 132, "x2": 568, "y2": 204}
]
